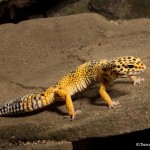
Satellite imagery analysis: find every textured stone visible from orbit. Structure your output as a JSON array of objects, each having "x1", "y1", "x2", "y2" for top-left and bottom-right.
[{"x1": 0, "y1": 13, "x2": 149, "y2": 149}]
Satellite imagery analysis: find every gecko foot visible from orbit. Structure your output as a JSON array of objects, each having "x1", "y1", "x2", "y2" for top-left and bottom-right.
[
  {"x1": 133, "y1": 77, "x2": 144, "y2": 86},
  {"x1": 108, "y1": 101, "x2": 120, "y2": 109},
  {"x1": 70, "y1": 110, "x2": 82, "y2": 120},
  {"x1": 65, "y1": 110, "x2": 82, "y2": 120}
]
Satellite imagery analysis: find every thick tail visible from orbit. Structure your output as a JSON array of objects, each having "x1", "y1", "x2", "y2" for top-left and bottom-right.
[{"x1": 0, "y1": 87, "x2": 55, "y2": 116}]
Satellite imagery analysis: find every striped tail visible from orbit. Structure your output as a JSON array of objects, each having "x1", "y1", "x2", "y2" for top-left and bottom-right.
[{"x1": 0, "y1": 87, "x2": 55, "y2": 116}]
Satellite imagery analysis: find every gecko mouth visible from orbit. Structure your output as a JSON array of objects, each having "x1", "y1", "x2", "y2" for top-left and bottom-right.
[
  {"x1": 137, "y1": 69, "x2": 146, "y2": 73},
  {"x1": 128, "y1": 69, "x2": 145, "y2": 76}
]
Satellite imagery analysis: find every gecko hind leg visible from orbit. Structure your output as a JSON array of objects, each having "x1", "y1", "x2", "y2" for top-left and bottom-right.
[{"x1": 55, "y1": 89, "x2": 81, "y2": 120}]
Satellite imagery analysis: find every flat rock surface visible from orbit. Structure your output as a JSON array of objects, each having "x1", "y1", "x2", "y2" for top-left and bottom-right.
[{"x1": 0, "y1": 13, "x2": 150, "y2": 149}]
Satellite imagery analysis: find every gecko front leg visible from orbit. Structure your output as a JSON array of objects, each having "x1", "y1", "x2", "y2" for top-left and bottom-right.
[
  {"x1": 99, "y1": 83, "x2": 119, "y2": 108},
  {"x1": 128, "y1": 76, "x2": 145, "y2": 86}
]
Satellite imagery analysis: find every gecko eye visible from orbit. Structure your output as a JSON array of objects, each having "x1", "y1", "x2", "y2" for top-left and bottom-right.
[{"x1": 127, "y1": 64, "x2": 134, "y2": 68}]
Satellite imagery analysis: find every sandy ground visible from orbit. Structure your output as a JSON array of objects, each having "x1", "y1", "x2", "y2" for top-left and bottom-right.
[{"x1": 0, "y1": 13, "x2": 150, "y2": 149}]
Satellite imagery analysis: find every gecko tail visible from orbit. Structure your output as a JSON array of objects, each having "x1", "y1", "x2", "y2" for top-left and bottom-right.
[
  {"x1": 0, "y1": 97, "x2": 24, "y2": 116},
  {"x1": 0, "y1": 87, "x2": 55, "y2": 116}
]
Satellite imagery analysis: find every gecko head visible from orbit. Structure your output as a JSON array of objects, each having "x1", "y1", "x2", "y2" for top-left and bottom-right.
[{"x1": 111, "y1": 56, "x2": 146, "y2": 77}]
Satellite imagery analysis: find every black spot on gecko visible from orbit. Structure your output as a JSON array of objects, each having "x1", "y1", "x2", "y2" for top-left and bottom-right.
[
  {"x1": 104, "y1": 74, "x2": 109, "y2": 77},
  {"x1": 41, "y1": 93, "x2": 44, "y2": 96},
  {"x1": 102, "y1": 68, "x2": 107, "y2": 71}
]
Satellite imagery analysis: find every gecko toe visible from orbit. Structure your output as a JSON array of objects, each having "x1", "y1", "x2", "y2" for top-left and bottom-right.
[
  {"x1": 69, "y1": 110, "x2": 82, "y2": 120},
  {"x1": 109, "y1": 101, "x2": 120, "y2": 109},
  {"x1": 133, "y1": 77, "x2": 145, "y2": 86}
]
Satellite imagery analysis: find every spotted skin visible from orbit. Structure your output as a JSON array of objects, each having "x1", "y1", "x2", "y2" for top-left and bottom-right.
[{"x1": 0, "y1": 56, "x2": 146, "y2": 119}]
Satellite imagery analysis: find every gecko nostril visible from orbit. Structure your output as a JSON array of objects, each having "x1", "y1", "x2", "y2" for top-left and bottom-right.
[{"x1": 141, "y1": 66, "x2": 144, "y2": 69}]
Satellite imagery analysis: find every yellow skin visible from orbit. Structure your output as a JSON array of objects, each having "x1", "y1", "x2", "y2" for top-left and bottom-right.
[{"x1": 0, "y1": 56, "x2": 146, "y2": 119}]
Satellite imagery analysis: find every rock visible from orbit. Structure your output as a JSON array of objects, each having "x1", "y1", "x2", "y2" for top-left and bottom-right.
[
  {"x1": 89, "y1": 0, "x2": 150, "y2": 19},
  {"x1": 0, "y1": 0, "x2": 79, "y2": 24},
  {"x1": 0, "y1": 13, "x2": 150, "y2": 149},
  {"x1": 1, "y1": 140, "x2": 72, "y2": 150}
]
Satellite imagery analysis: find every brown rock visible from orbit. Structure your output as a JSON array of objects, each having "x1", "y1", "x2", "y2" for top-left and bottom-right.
[
  {"x1": 89, "y1": 0, "x2": 150, "y2": 19},
  {"x1": 0, "y1": 13, "x2": 149, "y2": 149}
]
